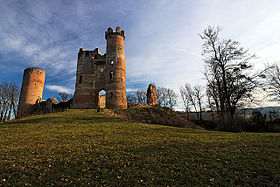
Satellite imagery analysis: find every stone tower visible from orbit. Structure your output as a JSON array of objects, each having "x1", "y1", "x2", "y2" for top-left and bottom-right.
[
  {"x1": 147, "y1": 84, "x2": 157, "y2": 105},
  {"x1": 17, "y1": 68, "x2": 46, "y2": 118},
  {"x1": 72, "y1": 26, "x2": 127, "y2": 109},
  {"x1": 105, "y1": 27, "x2": 127, "y2": 109}
]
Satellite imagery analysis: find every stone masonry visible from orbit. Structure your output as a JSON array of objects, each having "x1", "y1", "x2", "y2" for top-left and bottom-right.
[
  {"x1": 17, "y1": 68, "x2": 46, "y2": 118},
  {"x1": 72, "y1": 27, "x2": 127, "y2": 109},
  {"x1": 147, "y1": 84, "x2": 157, "y2": 105}
]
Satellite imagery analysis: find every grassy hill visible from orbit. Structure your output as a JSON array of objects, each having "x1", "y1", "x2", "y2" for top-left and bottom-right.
[
  {"x1": 0, "y1": 109, "x2": 280, "y2": 186},
  {"x1": 106, "y1": 106, "x2": 199, "y2": 128}
]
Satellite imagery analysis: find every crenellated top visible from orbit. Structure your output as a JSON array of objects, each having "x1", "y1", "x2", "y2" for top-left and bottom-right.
[
  {"x1": 79, "y1": 48, "x2": 101, "y2": 55},
  {"x1": 105, "y1": 26, "x2": 125, "y2": 39},
  {"x1": 24, "y1": 67, "x2": 45, "y2": 73}
]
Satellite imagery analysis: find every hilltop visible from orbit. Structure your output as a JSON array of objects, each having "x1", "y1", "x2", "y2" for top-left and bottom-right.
[
  {"x1": 106, "y1": 105, "x2": 199, "y2": 129},
  {"x1": 0, "y1": 109, "x2": 280, "y2": 185}
]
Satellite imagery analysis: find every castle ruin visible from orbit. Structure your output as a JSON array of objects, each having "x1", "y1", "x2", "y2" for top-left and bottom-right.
[
  {"x1": 17, "y1": 27, "x2": 128, "y2": 118},
  {"x1": 72, "y1": 26, "x2": 127, "y2": 109},
  {"x1": 17, "y1": 27, "x2": 160, "y2": 119}
]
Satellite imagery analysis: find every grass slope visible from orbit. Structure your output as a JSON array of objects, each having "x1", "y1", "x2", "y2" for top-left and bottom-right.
[
  {"x1": 0, "y1": 109, "x2": 280, "y2": 186},
  {"x1": 107, "y1": 106, "x2": 199, "y2": 128}
]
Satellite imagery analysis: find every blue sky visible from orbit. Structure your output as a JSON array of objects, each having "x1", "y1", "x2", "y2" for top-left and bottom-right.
[{"x1": 1, "y1": 0, "x2": 280, "y2": 110}]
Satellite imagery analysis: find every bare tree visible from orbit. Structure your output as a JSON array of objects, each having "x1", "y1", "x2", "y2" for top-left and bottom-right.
[
  {"x1": 157, "y1": 87, "x2": 177, "y2": 109},
  {"x1": 0, "y1": 82, "x2": 9, "y2": 121},
  {"x1": 128, "y1": 86, "x2": 177, "y2": 108},
  {"x1": 127, "y1": 93, "x2": 137, "y2": 103},
  {"x1": 0, "y1": 81, "x2": 20, "y2": 121},
  {"x1": 206, "y1": 86, "x2": 216, "y2": 120},
  {"x1": 193, "y1": 85, "x2": 204, "y2": 120},
  {"x1": 262, "y1": 63, "x2": 280, "y2": 102},
  {"x1": 7, "y1": 83, "x2": 20, "y2": 120},
  {"x1": 179, "y1": 85, "x2": 191, "y2": 119},
  {"x1": 166, "y1": 88, "x2": 177, "y2": 109},
  {"x1": 69, "y1": 93, "x2": 74, "y2": 99},
  {"x1": 200, "y1": 26, "x2": 256, "y2": 122},
  {"x1": 180, "y1": 83, "x2": 204, "y2": 120},
  {"x1": 135, "y1": 89, "x2": 147, "y2": 103},
  {"x1": 156, "y1": 87, "x2": 167, "y2": 106},
  {"x1": 57, "y1": 92, "x2": 70, "y2": 102},
  {"x1": 186, "y1": 84, "x2": 199, "y2": 119}
]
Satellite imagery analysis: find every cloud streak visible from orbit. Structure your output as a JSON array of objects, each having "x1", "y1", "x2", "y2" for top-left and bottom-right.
[{"x1": 45, "y1": 85, "x2": 74, "y2": 94}]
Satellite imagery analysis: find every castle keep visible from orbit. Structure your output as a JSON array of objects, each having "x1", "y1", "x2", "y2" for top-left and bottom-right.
[{"x1": 72, "y1": 26, "x2": 127, "y2": 109}]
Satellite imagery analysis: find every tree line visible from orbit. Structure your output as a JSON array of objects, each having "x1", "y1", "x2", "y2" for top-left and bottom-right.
[
  {"x1": 129, "y1": 26, "x2": 280, "y2": 131},
  {"x1": 179, "y1": 26, "x2": 280, "y2": 130},
  {"x1": 127, "y1": 86, "x2": 177, "y2": 109}
]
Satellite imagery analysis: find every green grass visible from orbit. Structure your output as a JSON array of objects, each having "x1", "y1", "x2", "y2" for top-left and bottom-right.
[{"x1": 0, "y1": 109, "x2": 280, "y2": 186}]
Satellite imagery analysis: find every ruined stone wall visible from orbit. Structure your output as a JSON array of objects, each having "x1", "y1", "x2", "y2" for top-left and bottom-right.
[
  {"x1": 34, "y1": 98, "x2": 58, "y2": 114},
  {"x1": 147, "y1": 84, "x2": 157, "y2": 105},
  {"x1": 73, "y1": 27, "x2": 127, "y2": 109},
  {"x1": 17, "y1": 68, "x2": 45, "y2": 118},
  {"x1": 31, "y1": 98, "x2": 72, "y2": 116},
  {"x1": 73, "y1": 48, "x2": 106, "y2": 108}
]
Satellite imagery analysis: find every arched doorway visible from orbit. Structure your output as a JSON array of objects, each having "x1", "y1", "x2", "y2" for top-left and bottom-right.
[{"x1": 98, "y1": 89, "x2": 106, "y2": 108}]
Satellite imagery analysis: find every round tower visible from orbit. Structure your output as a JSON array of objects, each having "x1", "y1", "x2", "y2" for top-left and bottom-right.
[
  {"x1": 105, "y1": 26, "x2": 127, "y2": 109},
  {"x1": 17, "y1": 68, "x2": 46, "y2": 118}
]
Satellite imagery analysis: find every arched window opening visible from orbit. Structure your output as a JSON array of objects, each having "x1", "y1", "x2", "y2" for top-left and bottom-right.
[
  {"x1": 110, "y1": 60, "x2": 114, "y2": 65},
  {"x1": 79, "y1": 76, "x2": 83, "y2": 84},
  {"x1": 98, "y1": 90, "x2": 106, "y2": 109}
]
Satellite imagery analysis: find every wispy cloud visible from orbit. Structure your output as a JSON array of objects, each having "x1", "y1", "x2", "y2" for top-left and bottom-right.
[
  {"x1": 45, "y1": 85, "x2": 74, "y2": 94},
  {"x1": 173, "y1": 48, "x2": 201, "y2": 58},
  {"x1": 126, "y1": 88, "x2": 138, "y2": 92}
]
